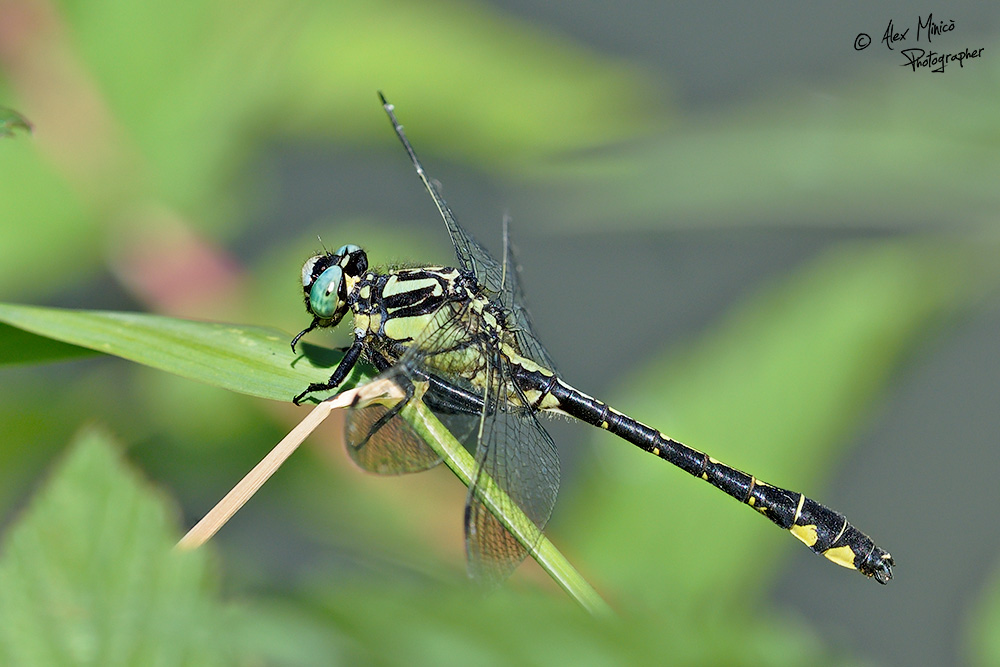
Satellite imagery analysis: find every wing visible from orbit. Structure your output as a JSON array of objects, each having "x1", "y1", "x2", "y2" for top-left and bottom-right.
[
  {"x1": 376, "y1": 94, "x2": 560, "y2": 582},
  {"x1": 378, "y1": 93, "x2": 505, "y2": 296},
  {"x1": 347, "y1": 292, "x2": 560, "y2": 584},
  {"x1": 464, "y1": 346, "x2": 560, "y2": 586},
  {"x1": 345, "y1": 388, "x2": 444, "y2": 474},
  {"x1": 499, "y1": 215, "x2": 557, "y2": 371},
  {"x1": 379, "y1": 93, "x2": 556, "y2": 371}
]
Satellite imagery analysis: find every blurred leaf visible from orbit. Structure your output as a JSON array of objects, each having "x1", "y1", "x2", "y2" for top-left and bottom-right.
[
  {"x1": 534, "y1": 60, "x2": 1000, "y2": 230},
  {"x1": 0, "y1": 139, "x2": 98, "y2": 298},
  {"x1": 224, "y1": 599, "x2": 359, "y2": 665},
  {"x1": 300, "y1": 575, "x2": 838, "y2": 665},
  {"x1": 59, "y1": 0, "x2": 285, "y2": 212},
  {"x1": 280, "y1": 0, "x2": 661, "y2": 166},
  {"x1": 0, "y1": 107, "x2": 31, "y2": 137},
  {"x1": 563, "y1": 238, "x2": 977, "y2": 605},
  {"x1": 0, "y1": 0, "x2": 660, "y2": 301},
  {"x1": 966, "y1": 554, "x2": 1000, "y2": 666},
  {"x1": 0, "y1": 428, "x2": 230, "y2": 664},
  {"x1": 0, "y1": 302, "x2": 364, "y2": 401}
]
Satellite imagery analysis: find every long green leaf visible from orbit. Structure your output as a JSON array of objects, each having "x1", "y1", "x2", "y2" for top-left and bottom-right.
[{"x1": 0, "y1": 302, "x2": 364, "y2": 401}]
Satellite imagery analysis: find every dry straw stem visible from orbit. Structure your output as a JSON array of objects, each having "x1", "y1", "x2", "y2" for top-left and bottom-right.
[
  {"x1": 174, "y1": 379, "x2": 610, "y2": 616},
  {"x1": 175, "y1": 380, "x2": 402, "y2": 551}
]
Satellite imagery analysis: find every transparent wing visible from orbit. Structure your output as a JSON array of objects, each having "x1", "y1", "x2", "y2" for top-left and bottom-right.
[
  {"x1": 345, "y1": 386, "x2": 443, "y2": 474},
  {"x1": 347, "y1": 293, "x2": 560, "y2": 584},
  {"x1": 375, "y1": 95, "x2": 561, "y2": 582},
  {"x1": 380, "y1": 94, "x2": 499, "y2": 289},
  {"x1": 464, "y1": 349, "x2": 560, "y2": 586},
  {"x1": 500, "y1": 215, "x2": 557, "y2": 371},
  {"x1": 379, "y1": 93, "x2": 555, "y2": 371},
  {"x1": 443, "y1": 211, "x2": 557, "y2": 371}
]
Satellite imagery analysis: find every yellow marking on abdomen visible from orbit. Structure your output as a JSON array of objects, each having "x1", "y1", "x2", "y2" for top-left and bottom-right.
[
  {"x1": 790, "y1": 523, "x2": 819, "y2": 547},
  {"x1": 823, "y1": 545, "x2": 859, "y2": 570},
  {"x1": 793, "y1": 494, "x2": 806, "y2": 522}
]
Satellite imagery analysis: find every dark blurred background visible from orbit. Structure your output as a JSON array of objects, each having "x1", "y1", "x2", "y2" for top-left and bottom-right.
[{"x1": 2, "y1": 1, "x2": 999, "y2": 664}]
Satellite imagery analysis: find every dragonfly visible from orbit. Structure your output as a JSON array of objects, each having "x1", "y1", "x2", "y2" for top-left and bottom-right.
[{"x1": 290, "y1": 92, "x2": 894, "y2": 587}]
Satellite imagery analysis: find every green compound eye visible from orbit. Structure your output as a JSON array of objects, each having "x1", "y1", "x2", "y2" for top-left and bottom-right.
[
  {"x1": 309, "y1": 265, "x2": 344, "y2": 319},
  {"x1": 335, "y1": 243, "x2": 361, "y2": 256}
]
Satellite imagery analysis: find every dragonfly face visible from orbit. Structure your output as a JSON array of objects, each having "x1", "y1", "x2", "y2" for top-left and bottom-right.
[{"x1": 300, "y1": 244, "x2": 367, "y2": 325}]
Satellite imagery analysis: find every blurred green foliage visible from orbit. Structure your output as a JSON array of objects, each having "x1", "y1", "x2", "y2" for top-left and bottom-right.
[
  {"x1": 0, "y1": 106, "x2": 31, "y2": 137},
  {"x1": 0, "y1": 429, "x2": 236, "y2": 665},
  {"x1": 2, "y1": 0, "x2": 999, "y2": 664}
]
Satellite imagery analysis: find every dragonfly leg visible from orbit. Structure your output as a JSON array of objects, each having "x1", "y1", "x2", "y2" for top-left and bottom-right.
[
  {"x1": 348, "y1": 373, "x2": 415, "y2": 451},
  {"x1": 292, "y1": 338, "x2": 365, "y2": 404}
]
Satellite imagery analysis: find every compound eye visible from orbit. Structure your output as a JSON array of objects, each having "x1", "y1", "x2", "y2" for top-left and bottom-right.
[
  {"x1": 336, "y1": 244, "x2": 368, "y2": 277},
  {"x1": 308, "y1": 265, "x2": 344, "y2": 319},
  {"x1": 335, "y1": 243, "x2": 361, "y2": 257},
  {"x1": 346, "y1": 251, "x2": 368, "y2": 276},
  {"x1": 301, "y1": 254, "x2": 326, "y2": 289}
]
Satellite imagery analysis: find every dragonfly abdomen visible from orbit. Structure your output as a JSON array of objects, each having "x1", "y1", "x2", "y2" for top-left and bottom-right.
[{"x1": 545, "y1": 377, "x2": 894, "y2": 584}]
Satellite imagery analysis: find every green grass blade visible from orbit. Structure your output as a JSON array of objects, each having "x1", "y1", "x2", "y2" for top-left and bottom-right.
[
  {"x1": 397, "y1": 393, "x2": 611, "y2": 616},
  {"x1": 0, "y1": 302, "x2": 369, "y2": 401}
]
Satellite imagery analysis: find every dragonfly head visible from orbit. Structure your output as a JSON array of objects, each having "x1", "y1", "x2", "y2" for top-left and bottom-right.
[{"x1": 300, "y1": 243, "x2": 368, "y2": 326}]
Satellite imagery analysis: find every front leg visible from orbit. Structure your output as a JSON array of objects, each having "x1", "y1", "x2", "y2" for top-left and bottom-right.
[{"x1": 293, "y1": 338, "x2": 365, "y2": 404}]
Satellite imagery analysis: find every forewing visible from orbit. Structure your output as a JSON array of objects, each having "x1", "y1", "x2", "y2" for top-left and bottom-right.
[
  {"x1": 443, "y1": 215, "x2": 507, "y2": 298},
  {"x1": 437, "y1": 210, "x2": 556, "y2": 371},
  {"x1": 379, "y1": 93, "x2": 506, "y2": 296},
  {"x1": 415, "y1": 170, "x2": 509, "y2": 301},
  {"x1": 500, "y1": 216, "x2": 557, "y2": 371}
]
